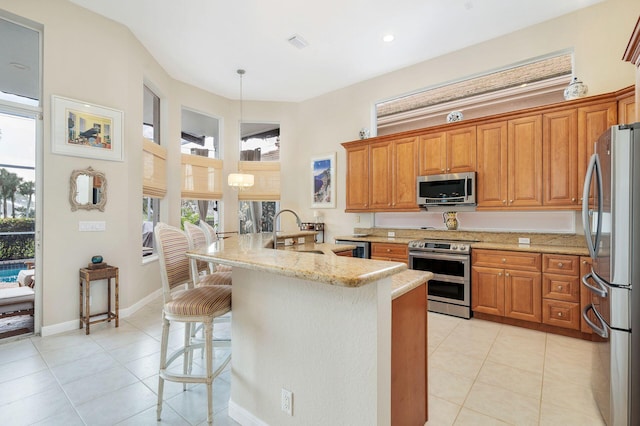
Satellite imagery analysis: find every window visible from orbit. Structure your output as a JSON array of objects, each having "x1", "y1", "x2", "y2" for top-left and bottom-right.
[
  {"x1": 376, "y1": 52, "x2": 573, "y2": 135},
  {"x1": 180, "y1": 108, "x2": 223, "y2": 231},
  {"x1": 238, "y1": 122, "x2": 281, "y2": 234},
  {"x1": 142, "y1": 85, "x2": 163, "y2": 257}
]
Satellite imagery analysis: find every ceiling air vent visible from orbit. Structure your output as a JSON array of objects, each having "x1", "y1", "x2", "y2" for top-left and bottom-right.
[{"x1": 287, "y1": 34, "x2": 308, "y2": 49}]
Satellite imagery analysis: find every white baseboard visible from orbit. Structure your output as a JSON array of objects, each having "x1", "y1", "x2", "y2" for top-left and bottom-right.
[
  {"x1": 228, "y1": 399, "x2": 268, "y2": 426},
  {"x1": 40, "y1": 288, "x2": 162, "y2": 337}
]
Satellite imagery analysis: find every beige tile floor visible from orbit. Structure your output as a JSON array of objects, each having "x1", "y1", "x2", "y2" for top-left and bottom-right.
[
  {"x1": 427, "y1": 312, "x2": 605, "y2": 426},
  {"x1": 0, "y1": 297, "x2": 604, "y2": 425}
]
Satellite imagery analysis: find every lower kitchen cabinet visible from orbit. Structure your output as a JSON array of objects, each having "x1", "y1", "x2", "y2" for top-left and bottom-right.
[
  {"x1": 471, "y1": 249, "x2": 542, "y2": 323},
  {"x1": 371, "y1": 242, "x2": 409, "y2": 265},
  {"x1": 542, "y1": 254, "x2": 580, "y2": 330}
]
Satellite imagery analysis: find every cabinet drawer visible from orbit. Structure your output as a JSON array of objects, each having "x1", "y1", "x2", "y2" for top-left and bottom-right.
[
  {"x1": 542, "y1": 254, "x2": 579, "y2": 276},
  {"x1": 371, "y1": 243, "x2": 408, "y2": 258},
  {"x1": 542, "y1": 299, "x2": 580, "y2": 330},
  {"x1": 542, "y1": 274, "x2": 580, "y2": 302},
  {"x1": 472, "y1": 249, "x2": 541, "y2": 272}
]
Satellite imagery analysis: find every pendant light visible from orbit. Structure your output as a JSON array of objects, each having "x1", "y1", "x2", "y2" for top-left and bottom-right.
[{"x1": 228, "y1": 68, "x2": 255, "y2": 190}]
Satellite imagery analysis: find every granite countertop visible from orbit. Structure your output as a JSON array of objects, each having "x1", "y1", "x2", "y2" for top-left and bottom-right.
[
  {"x1": 187, "y1": 233, "x2": 407, "y2": 288},
  {"x1": 279, "y1": 242, "x2": 355, "y2": 256},
  {"x1": 335, "y1": 230, "x2": 590, "y2": 256},
  {"x1": 391, "y1": 270, "x2": 433, "y2": 300}
]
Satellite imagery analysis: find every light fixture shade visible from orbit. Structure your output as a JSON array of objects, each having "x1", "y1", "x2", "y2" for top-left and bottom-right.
[{"x1": 228, "y1": 173, "x2": 254, "y2": 189}]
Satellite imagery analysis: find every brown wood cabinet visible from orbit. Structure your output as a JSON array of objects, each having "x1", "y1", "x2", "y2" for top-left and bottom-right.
[
  {"x1": 344, "y1": 143, "x2": 369, "y2": 210},
  {"x1": 542, "y1": 254, "x2": 580, "y2": 330},
  {"x1": 476, "y1": 121, "x2": 508, "y2": 208},
  {"x1": 618, "y1": 92, "x2": 636, "y2": 125},
  {"x1": 577, "y1": 102, "x2": 617, "y2": 204},
  {"x1": 472, "y1": 249, "x2": 542, "y2": 323},
  {"x1": 418, "y1": 126, "x2": 476, "y2": 176},
  {"x1": 344, "y1": 137, "x2": 418, "y2": 212},
  {"x1": 371, "y1": 242, "x2": 409, "y2": 264},
  {"x1": 543, "y1": 109, "x2": 578, "y2": 207},
  {"x1": 392, "y1": 282, "x2": 428, "y2": 425},
  {"x1": 343, "y1": 86, "x2": 632, "y2": 214},
  {"x1": 476, "y1": 115, "x2": 542, "y2": 208},
  {"x1": 508, "y1": 115, "x2": 543, "y2": 208}
]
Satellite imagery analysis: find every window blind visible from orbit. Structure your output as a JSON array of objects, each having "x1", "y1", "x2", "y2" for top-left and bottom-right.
[
  {"x1": 181, "y1": 154, "x2": 223, "y2": 200},
  {"x1": 142, "y1": 138, "x2": 167, "y2": 198},
  {"x1": 237, "y1": 161, "x2": 280, "y2": 201}
]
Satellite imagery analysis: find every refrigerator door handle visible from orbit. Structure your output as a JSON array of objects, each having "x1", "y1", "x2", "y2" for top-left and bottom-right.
[
  {"x1": 582, "y1": 153, "x2": 603, "y2": 258},
  {"x1": 582, "y1": 271, "x2": 608, "y2": 298},
  {"x1": 582, "y1": 304, "x2": 608, "y2": 338}
]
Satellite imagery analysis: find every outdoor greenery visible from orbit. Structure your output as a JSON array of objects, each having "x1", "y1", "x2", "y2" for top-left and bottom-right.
[
  {"x1": 0, "y1": 218, "x2": 35, "y2": 260},
  {"x1": 0, "y1": 168, "x2": 35, "y2": 218}
]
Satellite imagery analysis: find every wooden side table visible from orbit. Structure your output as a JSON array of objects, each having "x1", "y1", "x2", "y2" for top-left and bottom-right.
[{"x1": 79, "y1": 265, "x2": 119, "y2": 335}]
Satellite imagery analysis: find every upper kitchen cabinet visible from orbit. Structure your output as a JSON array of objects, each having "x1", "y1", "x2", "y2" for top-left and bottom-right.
[
  {"x1": 418, "y1": 126, "x2": 476, "y2": 176},
  {"x1": 477, "y1": 115, "x2": 542, "y2": 209},
  {"x1": 617, "y1": 89, "x2": 636, "y2": 125},
  {"x1": 508, "y1": 115, "x2": 543, "y2": 208},
  {"x1": 343, "y1": 137, "x2": 418, "y2": 212},
  {"x1": 543, "y1": 109, "x2": 578, "y2": 208},
  {"x1": 577, "y1": 102, "x2": 617, "y2": 204},
  {"x1": 344, "y1": 143, "x2": 370, "y2": 211},
  {"x1": 476, "y1": 121, "x2": 508, "y2": 208}
]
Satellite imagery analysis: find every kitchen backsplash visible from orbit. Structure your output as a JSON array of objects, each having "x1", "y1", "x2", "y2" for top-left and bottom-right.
[{"x1": 372, "y1": 211, "x2": 579, "y2": 234}]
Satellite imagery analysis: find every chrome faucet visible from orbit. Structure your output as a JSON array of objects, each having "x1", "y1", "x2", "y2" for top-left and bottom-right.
[{"x1": 273, "y1": 209, "x2": 302, "y2": 248}]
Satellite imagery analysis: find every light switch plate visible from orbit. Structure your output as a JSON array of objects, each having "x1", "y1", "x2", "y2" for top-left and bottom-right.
[
  {"x1": 518, "y1": 237, "x2": 530, "y2": 245},
  {"x1": 79, "y1": 221, "x2": 106, "y2": 232}
]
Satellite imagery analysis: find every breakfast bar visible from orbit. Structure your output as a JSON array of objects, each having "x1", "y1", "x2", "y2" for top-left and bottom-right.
[{"x1": 187, "y1": 233, "x2": 431, "y2": 425}]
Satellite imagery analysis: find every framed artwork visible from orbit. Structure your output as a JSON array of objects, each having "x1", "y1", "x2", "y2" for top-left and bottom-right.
[
  {"x1": 311, "y1": 152, "x2": 336, "y2": 208},
  {"x1": 51, "y1": 95, "x2": 124, "y2": 162}
]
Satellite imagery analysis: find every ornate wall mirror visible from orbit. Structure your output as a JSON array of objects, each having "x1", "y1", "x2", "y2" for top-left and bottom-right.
[{"x1": 70, "y1": 166, "x2": 107, "y2": 211}]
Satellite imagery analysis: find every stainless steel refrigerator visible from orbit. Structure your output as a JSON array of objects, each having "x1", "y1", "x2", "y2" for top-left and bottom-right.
[{"x1": 582, "y1": 122, "x2": 640, "y2": 426}]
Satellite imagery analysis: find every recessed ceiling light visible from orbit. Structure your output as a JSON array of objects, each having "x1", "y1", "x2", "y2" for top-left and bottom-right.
[
  {"x1": 9, "y1": 62, "x2": 30, "y2": 71},
  {"x1": 383, "y1": 34, "x2": 395, "y2": 43}
]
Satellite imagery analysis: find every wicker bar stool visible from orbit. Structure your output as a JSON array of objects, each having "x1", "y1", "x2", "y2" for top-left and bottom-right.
[{"x1": 154, "y1": 223, "x2": 232, "y2": 425}]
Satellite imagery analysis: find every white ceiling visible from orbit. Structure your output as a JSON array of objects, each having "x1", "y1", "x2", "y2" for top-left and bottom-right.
[{"x1": 68, "y1": 0, "x2": 601, "y2": 102}]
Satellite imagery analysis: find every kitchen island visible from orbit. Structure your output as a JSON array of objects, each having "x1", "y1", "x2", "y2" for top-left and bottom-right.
[{"x1": 187, "y1": 233, "x2": 430, "y2": 425}]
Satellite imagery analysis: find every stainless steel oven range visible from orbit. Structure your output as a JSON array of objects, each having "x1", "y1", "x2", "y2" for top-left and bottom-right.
[{"x1": 408, "y1": 239, "x2": 471, "y2": 319}]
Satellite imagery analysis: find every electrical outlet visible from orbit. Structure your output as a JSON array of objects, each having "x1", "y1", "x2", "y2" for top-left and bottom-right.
[
  {"x1": 388, "y1": 231, "x2": 395, "y2": 237},
  {"x1": 281, "y1": 388, "x2": 293, "y2": 416},
  {"x1": 518, "y1": 237, "x2": 530, "y2": 245},
  {"x1": 355, "y1": 215, "x2": 360, "y2": 223}
]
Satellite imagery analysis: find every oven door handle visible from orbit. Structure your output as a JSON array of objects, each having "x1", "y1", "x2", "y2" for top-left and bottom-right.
[{"x1": 409, "y1": 251, "x2": 469, "y2": 262}]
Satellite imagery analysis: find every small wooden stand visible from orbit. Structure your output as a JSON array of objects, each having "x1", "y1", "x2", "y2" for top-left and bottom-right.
[{"x1": 79, "y1": 265, "x2": 119, "y2": 335}]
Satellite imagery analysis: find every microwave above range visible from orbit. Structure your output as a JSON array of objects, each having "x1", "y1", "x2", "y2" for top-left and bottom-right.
[{"x1": 416, "y1": 172, "x2": 476, "y2": 207}]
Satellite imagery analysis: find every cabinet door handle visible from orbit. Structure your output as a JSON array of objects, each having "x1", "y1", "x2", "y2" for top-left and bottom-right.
[
  {"x1": 386, "y1": 249, "x2": 391, "y2": 252},
  {"x1": 572, "y1": 198, "x2": 577, "y2": 202},
  {"x1": 502, "y1": 200, "x2": 507, "y2": 204},
  {"x1": 446, "y1": 168, "x2": 450, "y2": 172},
  {"x1": 558, "y1": 262, "x2": 564, "y2": 268},
  {"x1": 558, "y1": 312, "x2": 563, "y2": 317},
  {"x1": 509, "y1": 199, "x2": 514, "y2": 204},
  {"x1": 502, "y1": 258, "x2": 506, "y2": 263},
  {"x1": 505, "y1": 272, "x2": 510, "y2": 277},
  {"x1": 582, "y1": 260, "x2": 587, "y2": 265},
  {"x1": 557, "y1": 285, "x2": 563, "y2": 291},
  {"x1": 498, "y1": 272, "x2": 502, "y2": 276}
]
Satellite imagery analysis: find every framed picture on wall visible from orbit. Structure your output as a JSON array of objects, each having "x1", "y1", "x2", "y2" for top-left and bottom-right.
[
  {"x1": 51, "y1": 95, "x2": 124, "y2": 162},
  {"x1": 311, "y1": 152, "x2": 336, "y2": 208}
]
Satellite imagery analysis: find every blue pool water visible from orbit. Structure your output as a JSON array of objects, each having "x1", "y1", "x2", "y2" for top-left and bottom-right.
[{"x1": 0, "y1": 268, "x2": 21, "y2": 283}]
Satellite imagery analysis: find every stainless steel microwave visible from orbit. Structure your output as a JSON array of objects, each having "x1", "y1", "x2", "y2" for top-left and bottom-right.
[{"x1": 416, "y1": 172, "x2": 476, "y2": 207}]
